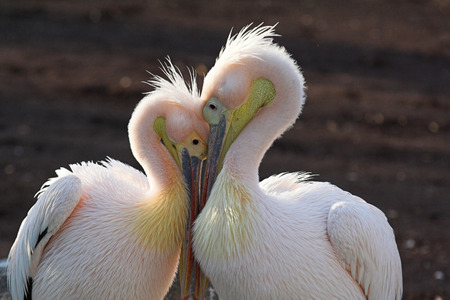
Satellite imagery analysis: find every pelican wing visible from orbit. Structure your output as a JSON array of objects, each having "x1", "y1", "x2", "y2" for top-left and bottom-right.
[
  {"x1": 8, "y1": 173, "x2": 82, "y2": 300},
  {"x1": 327, "y1": 199, "x2": 402, "y2": 300}
]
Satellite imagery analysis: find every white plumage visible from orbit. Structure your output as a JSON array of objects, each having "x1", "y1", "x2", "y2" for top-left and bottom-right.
[
  {"x1": 9, "y1": 161, "x2": 177, "y2": 299},
  {"x1": 193, "y1": 25, "x2": 403, "y2": 299},
  {"x1": 7, "y1": 63, "x2": 209, "y2": 300}
]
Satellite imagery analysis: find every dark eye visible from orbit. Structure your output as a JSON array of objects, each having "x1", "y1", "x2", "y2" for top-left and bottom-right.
[
  {"x1": 192, "y1": 139, "x2": 199, "y2": 145},
  {"x1": 209, "y1": 103, "x2": 217, "y2": 110}
]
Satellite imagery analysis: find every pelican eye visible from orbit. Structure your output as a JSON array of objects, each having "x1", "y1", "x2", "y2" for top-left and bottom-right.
[
  {"x1": 192, "y1": 139, "x2": 199, "y2": 145},
  {"x1": 203, "y1": 97, "x2": 227, "y2": 125}
]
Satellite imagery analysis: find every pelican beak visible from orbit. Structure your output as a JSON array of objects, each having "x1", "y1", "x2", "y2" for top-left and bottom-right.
[
  {"x1": 202, "y1": 78, "x2": 276, "y2": 197},
  {"x1": 202, "y1": 113, "x2": 228, "y2": 198},
  {"x1": 178, "y1": 139, "x2": 209, "y2": 299},
  {"x1": 179, "y1": 148, "x2": 204, "y2": 300}
]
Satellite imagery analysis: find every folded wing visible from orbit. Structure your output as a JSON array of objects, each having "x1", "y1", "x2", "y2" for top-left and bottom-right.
[
  {"x1": 8, "y1": 173, "x2": 82, "y2": 300},
  {"x1": 327, "y1": 200, "x2": 403, "y2": 300}
]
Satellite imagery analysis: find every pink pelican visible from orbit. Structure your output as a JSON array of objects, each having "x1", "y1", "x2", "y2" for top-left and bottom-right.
[
  {"x1": 193, "y1": 25, "x2": 403, "y2": 299},
  {"x1": 7, "y1": 62, "x2": 209, "y2": 300}
]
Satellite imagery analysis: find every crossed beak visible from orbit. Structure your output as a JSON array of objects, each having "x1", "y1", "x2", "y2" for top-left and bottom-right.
[
  {"x1": 179, "y1": 148, "x2": 209, "y2": 300},
  {"x1": 178, "y1": 116, "x2": 227, "y2": 299}
]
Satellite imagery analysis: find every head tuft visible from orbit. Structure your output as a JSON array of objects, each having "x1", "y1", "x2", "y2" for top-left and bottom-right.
[
  {"x1": 145, "y1": 57, "x2": 200, "y2": 109},
  {"x1": 215, "y1": 24, "x2": 279, "y2": 67}
]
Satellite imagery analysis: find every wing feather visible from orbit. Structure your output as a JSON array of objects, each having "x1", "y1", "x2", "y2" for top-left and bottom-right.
[
  {"x1": 327, "y1": 199, "x2": 403, "y2": 300},
  {"x1": 7, "y1": 174, "x2": 82, "y2": 300}
]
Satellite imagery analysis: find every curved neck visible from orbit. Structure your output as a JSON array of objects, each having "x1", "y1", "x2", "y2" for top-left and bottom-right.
[
  {"x1": 128, "y1": 96, "x2": 182, "y2": 193},
  {"x1": 128, "y1": 95, "x2": 189, "y2": 252},
  {"x1": 223, "y1": 51, "x2": 305, "y2": 185}
]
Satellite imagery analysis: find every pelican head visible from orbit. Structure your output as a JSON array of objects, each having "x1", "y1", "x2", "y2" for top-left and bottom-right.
[
  {"x1": 128, "y1": 59, "x2": 210, "y2": 298},
  {"x1": 201, "y1": 25, "x2": 305, "y2": 194}
]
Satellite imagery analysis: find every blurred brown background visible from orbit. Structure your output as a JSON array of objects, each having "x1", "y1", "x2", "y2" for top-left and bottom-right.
[{"x1": 0, "y1": 0, "x2": 449, "y2": 299}]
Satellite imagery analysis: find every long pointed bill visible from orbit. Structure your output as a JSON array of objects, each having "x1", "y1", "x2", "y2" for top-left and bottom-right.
[
  {"x1": 202, "y1": 114, "x2": 227, "y2": 202},
  {"x1": 179, "y1": 148, "x2": 209, "y2": 300}
]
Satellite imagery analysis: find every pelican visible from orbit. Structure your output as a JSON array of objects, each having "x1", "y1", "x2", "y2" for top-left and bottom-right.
[
  {"x1": 7, "y1": 62, "x2": 209, "y2": 299},
  {"x1": 193, "y1": 25, "x2": 403, "y2": 299}
]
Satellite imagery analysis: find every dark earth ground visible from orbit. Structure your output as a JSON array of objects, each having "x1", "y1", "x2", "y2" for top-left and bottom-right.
[{"x1": 0, "y1": 0, "x2": 449, "y2": 299}]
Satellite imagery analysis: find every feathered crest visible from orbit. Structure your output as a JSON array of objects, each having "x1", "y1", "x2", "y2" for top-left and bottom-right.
[
  {"x1": 144, "y1": 57, "x2": 200, "y2": 105},
  {"x1": 215, "y1": 24, "x2": 279, "y2": 67}
]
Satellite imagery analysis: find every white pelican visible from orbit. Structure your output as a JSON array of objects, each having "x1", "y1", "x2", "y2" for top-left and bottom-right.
[
  {"x1": 193, "y1": 25, "x2": 403, "y2": 299},
  {"x1": 7, "y1": 62, "x2": 209, "y2": 300}
]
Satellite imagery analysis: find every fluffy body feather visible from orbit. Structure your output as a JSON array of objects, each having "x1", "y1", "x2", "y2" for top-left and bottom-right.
[
  {"x1": 193, "y1": 25, "x2": 402, "y2": 299},
  {"x1": 7, "y1": 64, "x2": 207, "y2": 300},
  {"x1": 8, "y1": 160, "x2": 183, "y2": 299}
]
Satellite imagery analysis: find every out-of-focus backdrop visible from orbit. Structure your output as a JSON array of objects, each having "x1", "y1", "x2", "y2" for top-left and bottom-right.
[{"x1": 0, "y1": 1, "x2": 448, "y2": 299}]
